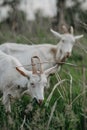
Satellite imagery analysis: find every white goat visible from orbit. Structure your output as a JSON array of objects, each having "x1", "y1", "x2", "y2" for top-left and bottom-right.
[
  {"x1": 0, "y1": 51, "x2": 57, "y2": 113},
  {"x1": 0, "y1": 26, "x2": 83, "y2": 72}
]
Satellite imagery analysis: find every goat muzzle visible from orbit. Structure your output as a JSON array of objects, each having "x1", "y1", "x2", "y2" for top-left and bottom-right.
[
  {"x1": 32, "y1": 98, "x2": 43, "y2": 105},
  {"x1": 38, "y1": 99, "x2": 43, "y2": 105}
]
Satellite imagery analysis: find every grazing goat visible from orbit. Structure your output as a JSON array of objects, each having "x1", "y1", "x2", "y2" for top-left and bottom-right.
[
  {"x1": 0, "y1": 26, "x2": 83, "y2": 74},
  {"x1": 0, "y1": 51, "x2": 57, "y2": 113}
]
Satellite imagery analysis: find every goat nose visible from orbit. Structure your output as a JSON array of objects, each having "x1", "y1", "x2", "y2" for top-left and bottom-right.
[
  {"x1": 67, "y1": 52, "x2": 71, "y2": 57},
  {"x1": 38, "y1": 99, "x2": 43, "y2": 105}
]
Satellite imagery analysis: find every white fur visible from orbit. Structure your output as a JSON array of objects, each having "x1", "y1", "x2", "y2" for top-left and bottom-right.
[
  {"x1": 0, "y1": 51, "x2": 56, "y2": 112},
  {"x1": 0, "y1": 30, "x2": 83, "y2": 72}
]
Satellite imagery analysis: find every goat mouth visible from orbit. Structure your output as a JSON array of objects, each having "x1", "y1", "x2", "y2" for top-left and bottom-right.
[{"x1": 32, "y1": 98, "x2": 43, "y2": 106}]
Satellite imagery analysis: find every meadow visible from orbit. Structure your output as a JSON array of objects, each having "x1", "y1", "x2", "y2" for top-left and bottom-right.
[{"x1": 0, "y1": 21, "x2": 87, "y2": 130}]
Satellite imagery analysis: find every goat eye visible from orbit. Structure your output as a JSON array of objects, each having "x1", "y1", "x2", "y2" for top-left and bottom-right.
[
  {"x1": 30, "y1": 83, "x2": 35, "y2": 88},
  {"x1": 17, "y1": 85, "x2": 20, "y2": 89},
  {"x1": 27, "y1": 76, "x2": 30, "y2": 80},
  {"x1": 62, "y1": 39, "x2": 65, "y2": 42}
]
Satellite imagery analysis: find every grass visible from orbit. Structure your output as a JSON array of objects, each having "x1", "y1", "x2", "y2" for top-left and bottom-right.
[{"x1": 0, "y1": 22, "x2": 87, "y2": 130}]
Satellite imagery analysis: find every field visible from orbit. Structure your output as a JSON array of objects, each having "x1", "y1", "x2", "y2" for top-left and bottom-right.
[{"x1": 0, "y1": 21, "x2": 87, "y2": 130}]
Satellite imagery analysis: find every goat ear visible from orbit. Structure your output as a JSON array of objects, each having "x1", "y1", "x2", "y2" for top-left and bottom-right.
[
  {"x1": 75, "y1": 35, "x2": 84, "y2": 40},
  {"x1": 50, "y1": 29, "x2": 61, "y2": 39},
  {"x1": 16, "y1": 67, "x2": 29, "y2": 78},
  {"x1": 45, "y1": 64, "x2": 58, "y2": 77}
]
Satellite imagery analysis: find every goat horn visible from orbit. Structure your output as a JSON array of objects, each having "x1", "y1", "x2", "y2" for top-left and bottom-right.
[
  {"x1": 70, "y1": 26, "x2": 74, "y2": 34},
  {"x1": 62, "y1": 25, "x2": 68, "y2": 33},
  {"x1": 32, "y1": 56, "x2": 43, "y2": 74},
  {"x1": 31, "y1": 57, "x2": 37, "y2": 74}
]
